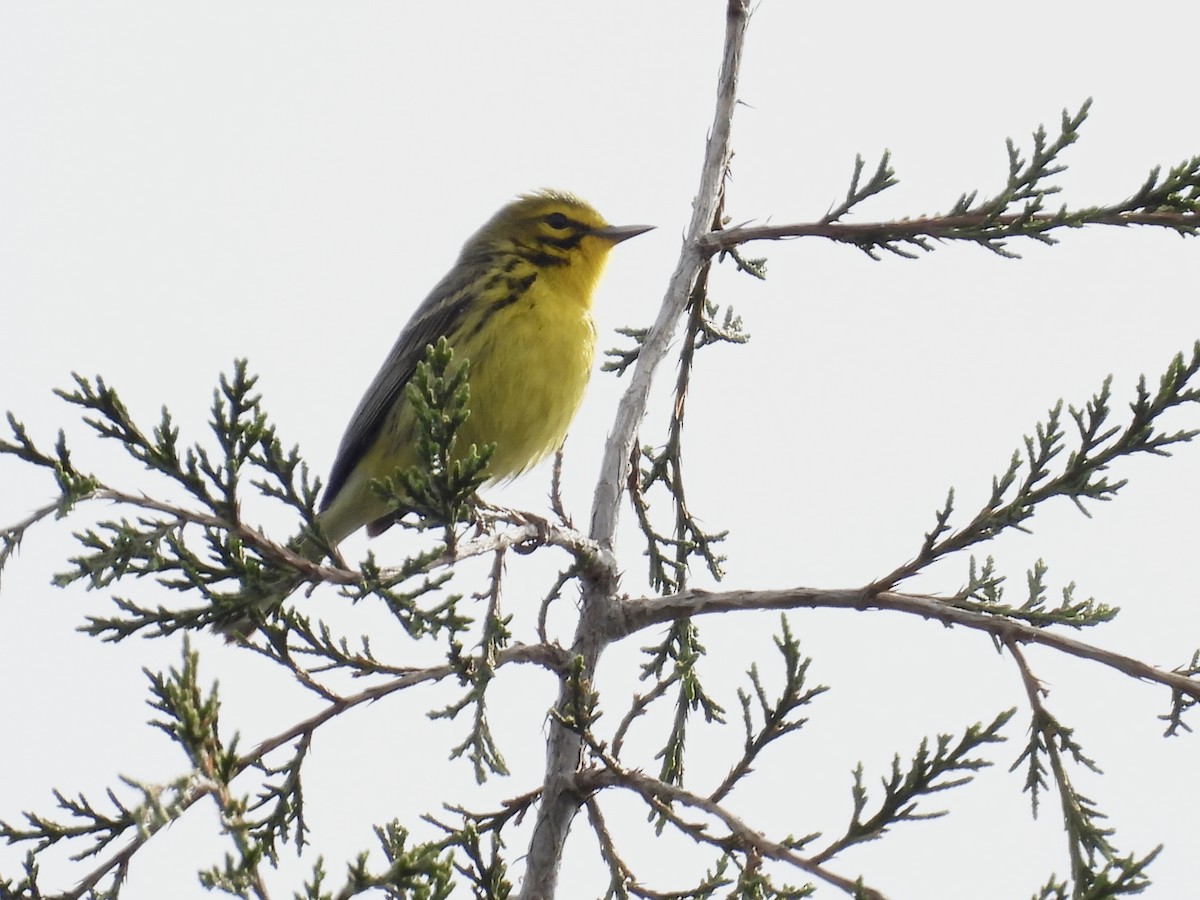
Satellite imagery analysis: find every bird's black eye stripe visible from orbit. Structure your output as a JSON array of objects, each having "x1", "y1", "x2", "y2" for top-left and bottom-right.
[
  {"x1": 544, "y1": 212, "x2": 572, "y2": 230},
  {"x1": 542, "y1": 232, "x2": 585, "y2": 250}
]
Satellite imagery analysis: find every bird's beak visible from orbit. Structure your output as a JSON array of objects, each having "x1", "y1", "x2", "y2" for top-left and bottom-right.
[{"x1": 594, "y1": 223, "x2": 655, "y2": 244}]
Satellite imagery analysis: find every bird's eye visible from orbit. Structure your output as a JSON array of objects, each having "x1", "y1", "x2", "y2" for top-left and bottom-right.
[{"x1": 544, "y1": 212, "x2": 571, "y2": 230}]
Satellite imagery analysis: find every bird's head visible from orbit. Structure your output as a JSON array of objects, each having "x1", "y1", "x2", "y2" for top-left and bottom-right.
[{"x1": 466, "y1": 190, "x2": 653, "y2": 298}]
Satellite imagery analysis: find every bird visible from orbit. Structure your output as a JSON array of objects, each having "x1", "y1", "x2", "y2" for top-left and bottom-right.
[{"x1": 222, "y1": 190, "x2": 652, "y2": 634}]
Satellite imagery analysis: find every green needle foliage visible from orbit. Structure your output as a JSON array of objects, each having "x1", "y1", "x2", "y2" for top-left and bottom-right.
[
  {"x1": 373, "y1": 338, "x2": 495, "y2": 537},
  {"x1": 874, "y1": 343, "x2": 1200, "y2": 594},
  {"x1": 955, "y1": 556, "x2": 1118, "y2": 630},
  {"x1": 813, "y1": 710, "x2": 1015, "y2": 864}
]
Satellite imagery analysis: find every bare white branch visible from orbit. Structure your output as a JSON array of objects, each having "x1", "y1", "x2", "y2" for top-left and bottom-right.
[{"x1": 520, "y1": 4, "x2": 754, "y2": 898}]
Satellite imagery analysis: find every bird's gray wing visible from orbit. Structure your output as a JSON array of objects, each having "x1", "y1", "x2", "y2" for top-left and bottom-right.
[{"x1": 320, "y1": 267, "x2": 478, "y2": 511}]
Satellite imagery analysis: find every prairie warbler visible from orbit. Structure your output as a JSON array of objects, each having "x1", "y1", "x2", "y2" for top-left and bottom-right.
[
  {"x1": 320, "y1": 190, "x2": 652, "y2": 541},
  {"x1": 224, "y1": 191, "x2": 651, "y2": 633}
]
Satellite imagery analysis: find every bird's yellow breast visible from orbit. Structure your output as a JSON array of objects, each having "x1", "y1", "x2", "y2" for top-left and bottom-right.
[{"x1": 458, "y1": 269, "x2": 598, "y2": 479}]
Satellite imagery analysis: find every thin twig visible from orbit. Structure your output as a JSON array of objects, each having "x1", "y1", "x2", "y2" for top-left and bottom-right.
[
  {"x1": 61, "y1": 643, "x2": 562, "y2": 898},
  {"x1": 580, "y1": 763, "x2": 884, "y2": 900},
  {"x1": 549, "y1": 447, "x2": 571, "y2": 526},
  {"x1": 0, "y1": 499, "x2": 61, "y2": 579},
  {"x1": 1005, "y1": 639, "x2": 1092, "y2": 885},
  {"x1": 32, "y1": 485, "x2": 606, "y2": 587},
  {"x1": 619, "y1": 587, "x2": 1200, "y2": 703},
  {"x1": 699, "y1": 210, "x2": 1200, "y2": 254},
  {"x1": 611, "y1": 671, "x2": 681, "y2": 760}
]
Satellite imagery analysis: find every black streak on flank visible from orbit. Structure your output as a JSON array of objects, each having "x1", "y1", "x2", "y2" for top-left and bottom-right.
[
  {"x1": 507, "y1": 273, "x2": 537, "y2": 294},
  {"x1": 466, "y1": 274, "x2": 536, "y2": 339}
]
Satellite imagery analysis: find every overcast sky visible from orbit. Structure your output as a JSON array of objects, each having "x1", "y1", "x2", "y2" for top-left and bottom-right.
[{"x1": 2, "y1": 3, "x2": 1199, "y2": 898}]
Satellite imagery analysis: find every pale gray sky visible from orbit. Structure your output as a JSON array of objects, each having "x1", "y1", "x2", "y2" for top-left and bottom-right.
[{"x1": 2, "y1": 3, "x2": 1198, "y2": 897}]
